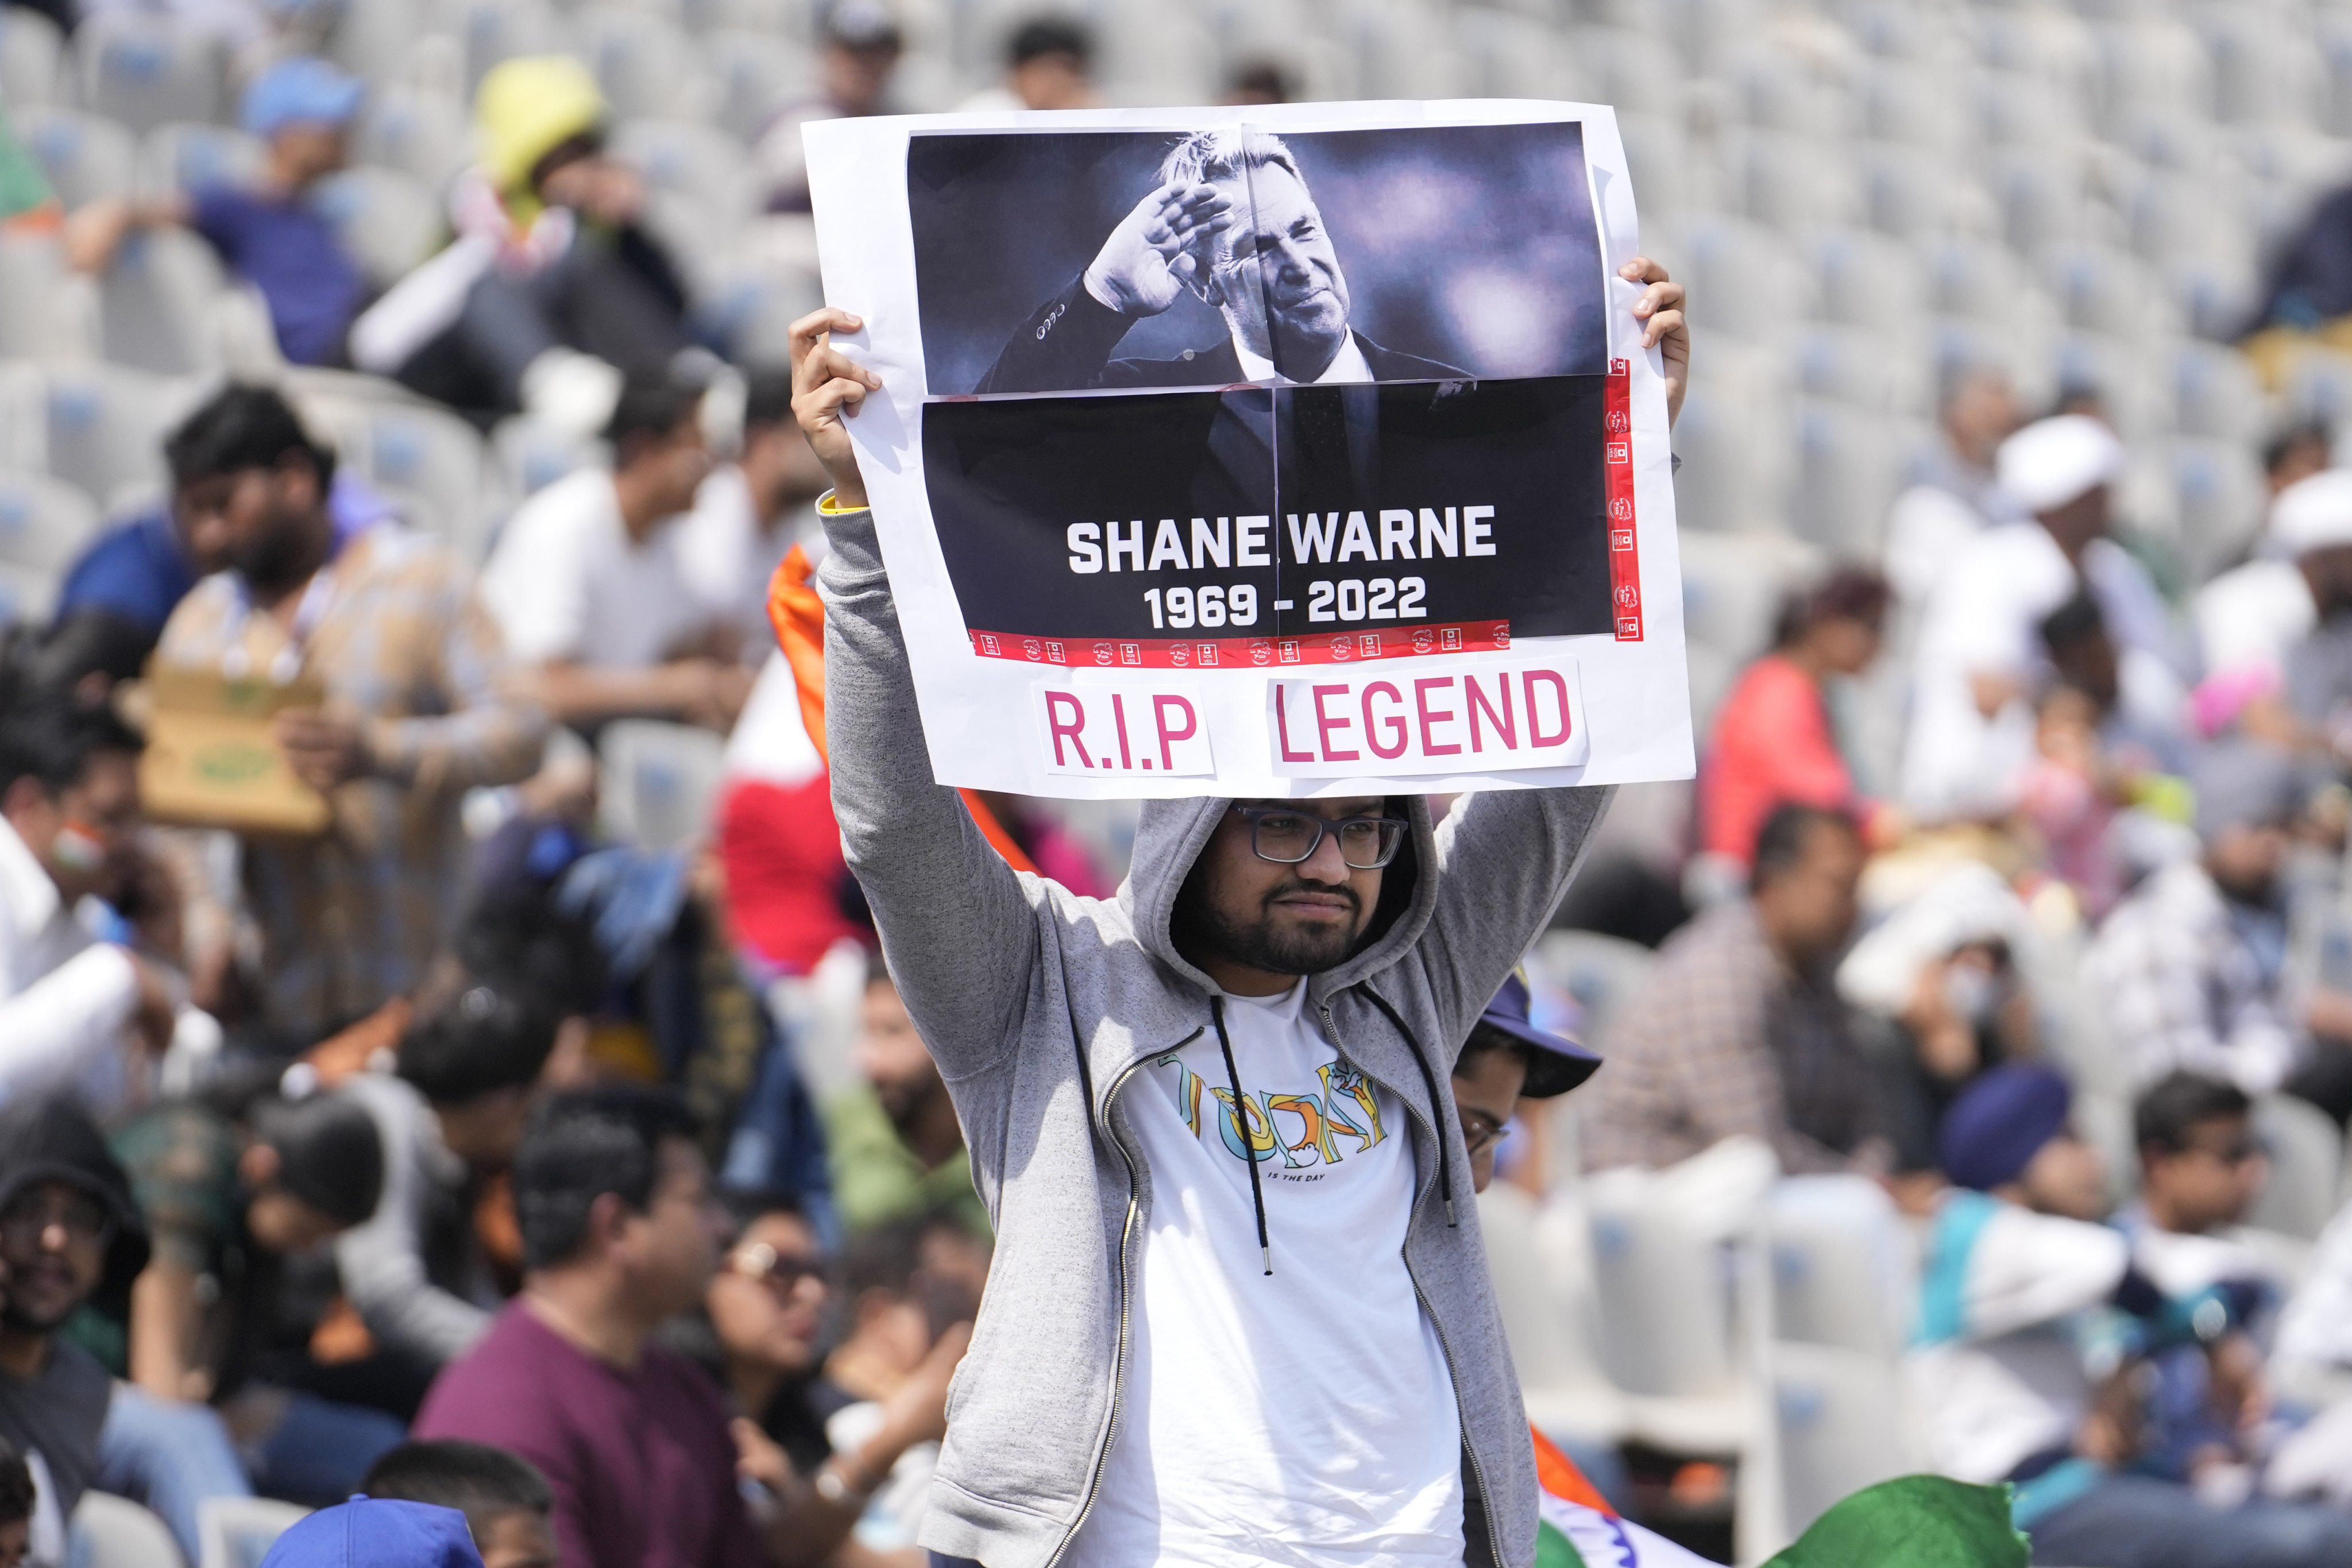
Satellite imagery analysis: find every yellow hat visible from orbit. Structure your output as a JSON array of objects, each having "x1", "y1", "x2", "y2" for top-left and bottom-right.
[{"x1": 475, "y1": 56, "x2": 607, "y2": 196}]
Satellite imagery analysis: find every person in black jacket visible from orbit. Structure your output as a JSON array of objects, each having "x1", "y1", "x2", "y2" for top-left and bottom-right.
[{"x1": 978, "y1": 128, "x2": 1469, "y2": 393}]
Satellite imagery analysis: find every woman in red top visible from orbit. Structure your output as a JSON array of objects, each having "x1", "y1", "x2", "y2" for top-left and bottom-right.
[{"x1": 1701, "y1": 568, "x2": 1891, "y2": 866}]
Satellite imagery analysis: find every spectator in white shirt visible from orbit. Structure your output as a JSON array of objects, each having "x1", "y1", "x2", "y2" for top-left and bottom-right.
[
  {"x1": 2087, "y1": 739, "x2": 2352, "y2": 1113},
  {"x1": 0, "y1": 699, "x2": 177, "y2": 1111},
  {"x1": 1882, "y1": 363, "x2": 2024, "y2": 608},
  {"x1": 674, "y1": 370, "x2": 830, "y2": 652},
  {"x1": 479, "y1": 380, "x2": 752, "y2": 732},
  {"x1": 2195, "y1": 465, "x2": 2352, "y2": 737}
]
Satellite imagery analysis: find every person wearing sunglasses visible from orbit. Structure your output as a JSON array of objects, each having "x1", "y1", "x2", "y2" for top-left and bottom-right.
[{"x1": 786, "y1": 260, "x2": 1686, "y2": 1568}]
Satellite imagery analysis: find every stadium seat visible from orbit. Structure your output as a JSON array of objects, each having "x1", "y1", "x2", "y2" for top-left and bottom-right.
[
  {"x1": 702, "y1": 28, "x2": 814, "y2": 146},
  {"x1": 1856, "y1": 143, "x2": 1990, "y2": 241},
  {"x1": 2092, "y1": 16, "x2": 2215, "y2": 136},
  {"x1": 613, "y1": 118, "x2": 760, "y2": 268},
  {"x1": 1528, "y1": 929, "x2": 1656, "y2": 1049},
  {"x1": 1613, "y1": 110, "x2": 1691, "y2": 225},
  {"x1": 572, "y1": 6, "x2": 713, "y2": 123},
  {"x1": 0, "y1": 4, "x2": 64, "y2": 110},
  {"x1": 491, "y1": 415, "x2": 605, "y2": 500},
  {"x1": 1672, "y1": 340, "x2": 1799, "y2": 535},
  {"x1": 1479, "y1": 1181, "x2": 1629, "y2": 1449},
  {"x1": 1729, "y1": 45, "x2": 1851, "y2": 140},
  {"x1": 0, "y1": 559, "x2": 59, "y2": 629},
  {"x1": 0, "y1": 469, "x2": 101, "y2": 576},
  {"x1": 39, "y1": 362, "x2": 206, "y2": 512},
  {"x1": 1766, "y1": 1176, "x2": 1913, "y2": 1358},
  {"x1": 2201, "y1": 9, "x2": 2323, "y2": 130},
  {"x1": 74, "y1": 1490, "x2": 186, "y2": 1568},
  {"x1": 452, "y1": 0, "x2": 561, "y2": 98},
  {"x1": 1575, "y1": 25, "x2": 1686, "y2": 121},
  {"x1": 1729, "y1": 129, "x2": 1861, "y2": 235},
  {"x1": 2166, "y1": 436, "x2": 2266, "y2": 584},
  {"x1": 2249, "y1": 1094, "x2": 2344, "y2": 1243},
  {"x1": 74, "y1": 14, "x2": 228, "y2": 136},
  {"x1": 0, "y1": 231, "x2": 89, "y2": 361},
  {"x1": 1808, "y1": 227, "x2": 1930, "y2": 340},
  {"x1": 308, "y1": 396, "x2": 501, "y2": 562},
  {"x1": 1857, "y1": 59, "x2": 1964, "y2": 153},
  {"x1": 2172, "y1": 340, "x2": 2269, "y2": 445},
  {"x1": 197, "y1": 1496, "x2": 308, "y2": 1568},
  {"x1": 312, "y1": 167, "x2": 442, "y2": 289},
  {"x1": 96, "y1": 223, "x2": 228, "y2": 376},
  {"x1": 350, "y1": 85, "x2": 472, "y2": 193},
  {"x1": 2043, "y1": 244, "x2": 2178, "y2": 343},
  {"x1": 1453, "y1": 10, "x2": 1569, "y2": 101},
  {"x1": 1792, "y1": 399, "x2": 1924, "y2": 559},
  {"x1": 695, "y1": 240, "x2": 824, "y2": 370},
  {"x1": 600, "y1": 719, "x2": 727, "y2": 852},
  {"x1": 135, "y1": 122, "x2": 264, "y2": 201},
  {"x1": 1987, "y1": 145, "x2": 2091, "y2": 254},
  {"x1": 16, "y1": 106, "x2": 139, "y2": 209},
  {"x1": 682, "y1": 0, "x2": 809, "y2": 35},
  {"x1": 1769, "y1": 1342, "x2": 1914, "y2": 1542},
  {"x1": 1679, "y1": 216, "x2": 1810, "y2": 342},
  {"x1": 1794, "y1": 323, "x2": 1931, "y2": 417}
]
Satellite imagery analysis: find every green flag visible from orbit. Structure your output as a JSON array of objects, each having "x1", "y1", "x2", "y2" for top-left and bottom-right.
[{"x1": 1766, "y1": 1476, "x2": 2029, "y2": 1568}]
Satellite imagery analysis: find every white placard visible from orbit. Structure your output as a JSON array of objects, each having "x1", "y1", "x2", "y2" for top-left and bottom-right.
[{"x1": 805, "y1": 99, "x2": 1694, "y2": 798}]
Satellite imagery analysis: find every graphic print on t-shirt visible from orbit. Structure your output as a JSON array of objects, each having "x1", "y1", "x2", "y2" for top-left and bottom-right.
[{"x1": 1150, "y1": 1051, "x2": 1387, "y2": 1177}]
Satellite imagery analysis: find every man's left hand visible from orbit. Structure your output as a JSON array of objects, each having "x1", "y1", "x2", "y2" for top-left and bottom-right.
[
  {"x1": 1621, "y1": 256, "x2": 1688, "y2": 430},
  {"x1": 275, "y1": 709, "x2": 370, "y2": 793}
]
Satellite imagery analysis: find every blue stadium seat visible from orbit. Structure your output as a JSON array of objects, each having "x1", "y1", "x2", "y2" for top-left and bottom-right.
[{"x1": 73, "y1": 13, "x2": 227, "y2": 136}]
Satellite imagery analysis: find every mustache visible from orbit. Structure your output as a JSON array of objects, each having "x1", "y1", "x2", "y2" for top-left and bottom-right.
[{"x1": 1260, "y1": 876, "x2": 1361, "y2": 916}]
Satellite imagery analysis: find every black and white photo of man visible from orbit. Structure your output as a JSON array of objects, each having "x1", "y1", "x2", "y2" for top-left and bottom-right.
[{"x1": 976, "y1": 129, "x2": 1469, "y2": 392}]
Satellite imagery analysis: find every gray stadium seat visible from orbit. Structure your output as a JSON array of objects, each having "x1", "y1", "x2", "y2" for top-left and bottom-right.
[
  {"x1": 311, "y1": 397, "x2": 500, "y2": 562},
  {"x1": 97, "y1": 223, "x2": 228, "y2": 376},
  {"x1": 1730, "y1": 45, "x2": 1850, "y2": 140},
  {"x1": 74, "y1": 14, "x2": 227, "y2": 136},
  {"x1": 2042, "y1": 244, "x2": 2178, "y2": 341},
  {"x1": 135, "y1": 122, "x2": 264, "y2": 201},
  {"x1": 1988, "y1": 145, "x2": 2091, "y2": 253},
  {"x1": 613, "y1": 118, "x2": 760, "y2": 266},
  {"x1": 0, "y1": 3, "x2": 64, "y2": 110},
  {"x1": 1792, "y1": 399, "x2": 1921, "y2": 558},
  {"x1": 2172, "y1": 341, "x2": 2269, "y2": 444},
  {"x1": 0, "y1": 231, "x2": 85, "y2": 360},
  {"x1": 1857, "y1": 144, "x2": 1988, "y2": 241},
  {"x1": 197, "y1": 1496, "x2": 309, "y2": 1568},
  {"x1": 2166, "y1": 437, "x2": 2266, "y2": 584},
  {"x1": 1613, "y1": 110, "x2": 1691, "y2": 225},
  {"x1": 2250, "y1": 1095, "x2": 2345, "y2": 1243},
  {"x1": 1454, "y1": 9, "x2": 1569, "y2": 101},
  {"x1": 39, "y1": 362, "x2": 205, "y2": 510},
  {"x1": 599, "y1": 719, "x2": 727, "y2": 852},
  {"x1": 683, "y1": 0, "x2": 810, "y2": 35},
  {"x1": 312, "y1": 166, "x2": 442, "y2": 289},
  {"x1": 1794, "y1": 323, "x2": 1931, "y2": 417},
  {"x1": 1729, "y1": 129, "x2": 1861, "y2": 234},
  {"x1": 1680, "y1": 216, "x2": 1811, "y2": 342},
  {"x1": 75, "y1": 1490, "x2": 186, "y2": 1568},
  {"x1": 694, "y1": 241, "x2": 824, "y2": 370},
  {"x1": 490, "y1": 415, "x2": 604, "y2": 501},
  {"x1": 0, "y1": 560, "x2": 59, "y2": 628},
  {"x1": 2202, "y1": 9, "x2": 2323, "y2": 130},
  {"x1": 451, "y1": 0, "x2": 561, "y2": 98},
  {"x1": 1575, "y1": 25, "x2": 1685, "y2": 121},
  {"x1": 1770, "y1": 1343, "x2": 1913, "y2": 1542},
  {"x1": 350, "y1": 85, "x2": 471, "y2": 192},
  {"x1": 702, "y1": 29, "x2": 813, "y2": 146},
  {"x1": 2092, "y1": 16, "x2": 2214, "y2": 136},
  {"x1": 1808, "y1": 227, "x2": 1929, "y2": 339},
  {"x1": 0, "y1": 469, "x2": 101, "y2": 574},
  {"x1": 1858, "y1": 59, "x2": 1964, "y2": 152},
  {"x1": 573, "y1": 6, "x2": 712, "y2": 123},
  {"x1": 15, "y1": 106, "x2": 138, "y2": 208}
]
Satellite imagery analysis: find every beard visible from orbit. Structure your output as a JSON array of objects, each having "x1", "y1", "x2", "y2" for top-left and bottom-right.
[
  {"x1": 229, "y1": 507, "x2": 320, "y2": 598},
  {"x1": 1175, "y1": 874, "x2": 1364, "y2": 977}
]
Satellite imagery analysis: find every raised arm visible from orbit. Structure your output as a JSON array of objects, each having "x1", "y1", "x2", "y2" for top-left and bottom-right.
[{"x1": 791, "y1": 309, "x2": 1040, "y2": 1075}]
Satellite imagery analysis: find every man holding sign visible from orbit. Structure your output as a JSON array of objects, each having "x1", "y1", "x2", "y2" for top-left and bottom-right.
[{"x1": 789, "y1": 254, "x2": 1683, "y2": 1568}]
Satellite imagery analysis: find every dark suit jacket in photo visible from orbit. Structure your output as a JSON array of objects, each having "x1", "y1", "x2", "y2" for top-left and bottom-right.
[{"x1": 975, "y1": 272, "x2": 1470, "y2": 393}]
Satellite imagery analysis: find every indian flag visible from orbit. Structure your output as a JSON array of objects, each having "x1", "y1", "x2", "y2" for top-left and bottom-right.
[{"x1": 1533, "y1": 1430, "x2": 1719, "y2": 1568}]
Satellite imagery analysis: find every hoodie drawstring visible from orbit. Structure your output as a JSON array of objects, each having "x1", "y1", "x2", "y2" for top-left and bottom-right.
[
  {"x1": 1364, "y1": 990, "x2": 1458, "y2": 1226},
  {"x1": 1209, "y1": 995, "x2": 1275, "y2": 1276}
]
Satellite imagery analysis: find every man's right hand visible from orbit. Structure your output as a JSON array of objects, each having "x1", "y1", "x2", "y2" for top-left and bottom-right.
[
  {"x1": 1082, "y1": 181, "x2": 1233, "y2": 318},
  {"x1": 790, "y1": 308, "x2": 883, "y2": 510}
]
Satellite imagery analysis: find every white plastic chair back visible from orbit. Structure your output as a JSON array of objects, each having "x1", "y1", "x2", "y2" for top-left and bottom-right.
[
  {"x1": 197, "y1": 1497, "x2": 309, "y2": 1568},
  {"x1": 1767, "y1": 1175, "x2": 1914, "y2": 1360},
  {"x1": 1770, "y1": 1342, "x2": 1913, "y2": 1540},
  {"x1": 600, "y1": 719, "x2": 728, "y2": 853},
  {"x1": 2250, "y1": 1094, "x2": 2344, "y2": 1242},
  {"x1": 74, "y1": 1490, "x2": 186, "y2": 1568}
]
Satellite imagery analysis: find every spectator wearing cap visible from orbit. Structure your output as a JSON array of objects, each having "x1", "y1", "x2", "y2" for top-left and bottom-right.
[
  {"x1": 1901, "y1": 414, "x2": 2192, "y2": 823},
  {"x1": 103, "y1": 1090, "x2": 400, "y2": 1508},
  {"x1": 64, "y1": 58, "x2": 369, "y2": 367},
  {"x1": 1450, "y1": 971, "x2": 1600, "y2": 1192},
  {"x1": 478, "y1": 379, "x2": 751, "y2": 732},
  {"x1": 755, "y1": 0, "x2": 904, "y2": 214},
  {"x1": 0, "y1": 698, "x2": 181, "y2": 1116},
  {"x1": 2087, "y1": 738, "x2": 2352, "y2": 1117},
  {"x1": 1697, "y1": 566, "x2": 1893, "y2": 872},
  {"x1": 2194, "y1": 468, "x2": 2352, "y2": 742},
  {"x1": 351, "y1": 57, "x2": 694, "y2": 434},
  {"x1": 1910, "y1": 1065, "x2": 2352, "y2": 1568},
  {"x1": 960, "y1": 17, "x2": 1100, "y2": 111},
  {"x1": 1581, "y1": 804, "x2": 1887, "y2": 1176},
  {"x1": 152, "y1": 385, "x2": 546, "y2": 1046},
  {"x1": 258, "y1": 1494, "x2": 485, "y2": 1568}
]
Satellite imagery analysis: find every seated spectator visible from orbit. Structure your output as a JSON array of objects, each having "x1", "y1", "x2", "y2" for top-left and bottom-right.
[
  {"x1": 339, "y1": 972, "x2": 563, "y2": 1372},
  {"x1": 1697, "y1": 567, "x2": 1890, "y2": 871},
  {"x1": 0, "y1": 1097, "x2": 152, "y2": 1554},
  {"x1": 960, "y1": 18, "x2": 1100, "y2": 111},
  {"x1": 479, "y1": 379, "x2": 752, "y2": 732},
  {"x1": 363, "y1": 1440, "x2": 557, "y2": 1568},
  {"x1": 825, "y1": 960, "x2": 988, "y2": 1241},
  {"x1": 755, "y1": 0, "x2": 904, "y2": 214},
  {"x1": 2088, "y1": 738, "x2": 2352, "y2": 1114},
  {"x1": 1881, "y1": 363, "x2": 2024, "y2": 607},
  {"x1": 2197, "y1": 464, "x2": 2352, "y2": 734},
  {"x1": 153, "y1": 385, "x2": 547, "y2": 1045},
  {"x1": 1835, "y1": 862, "x2": 2034, "y2": 1173},
  {"x1": 676, "y1": 370, "x2": 829, "y2": 651},
  {"x1": 102, "y1": 1090, "x2": 400, "y2": 1508},
  {"x1": 2123, "y1": 1073, "x2": 2270, "y2": 1264},
  {"x1": 1581, "y1": 805, "x2": 1886, "y2": 1175},
  {"x1": 351, "y1": 58, "x2": 694, "y2": 434},
  {"x1": 703, "y1": 1192, "x2": 959, "y2": 1567},
  {"x1": 64, "y1": 59, "x2": 368, "y2": 366},
  {"x1": 0, "y1": 698, "x2": 177, "y2": 1112},
  {"x1": 1910, "y1": 1065, "x2": 2352, "y2": 1566},
  {"x1": 412, "y1": 1086, "x2": 782, "y2": 1568},
  {"x1": 256, "y1": 1494, "x2": 485, "y2": 1568},
  {"x1": 0, "y1": 1441, "x2": 29, "y2": 1568}
]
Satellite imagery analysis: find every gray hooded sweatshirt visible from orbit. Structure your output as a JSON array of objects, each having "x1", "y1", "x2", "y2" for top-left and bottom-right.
[{"x1": 819, "y1": 501, "x2": 1611, "y2": 1568}]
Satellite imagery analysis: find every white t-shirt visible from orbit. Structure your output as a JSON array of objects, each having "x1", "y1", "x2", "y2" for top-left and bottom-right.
[
  {"x1": 2195, "y1": 557, "x2": 2315, "y2": 683},
  {"x1": 674, "y1": 465, "x2": 809, "y2": 642},
  {"x1": 478, "y1": 469, "x2": 709, "y2": 669},
  {"x1": 1066, "y1": 982, "x2": 1465, "y2": 1568}
]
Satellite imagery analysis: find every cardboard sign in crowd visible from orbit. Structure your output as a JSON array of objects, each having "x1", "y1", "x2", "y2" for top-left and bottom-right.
[{"x1": 806, "y1": 99, "x2": 1691, "y2": 799}]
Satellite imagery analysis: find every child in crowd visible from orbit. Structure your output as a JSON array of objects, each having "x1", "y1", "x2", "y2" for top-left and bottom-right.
[
  {"x1": 363, "y1": 1440, "x2": 556, "y2": 1568},
  {"x1": 1911, "y1": 1064, "x2": 2352, "y2": 1567}
]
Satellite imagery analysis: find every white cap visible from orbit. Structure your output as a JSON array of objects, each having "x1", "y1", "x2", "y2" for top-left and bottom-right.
[
  {"x1": 1836, "y1": 862, "x2": 2030, "y2": 1019},
  {"x1": 2269, "y1": 469, "x2": 2352, "y2": 558},
  {"x1": 1995, "y1": 414, "x2": 2125, "y2": 515}
]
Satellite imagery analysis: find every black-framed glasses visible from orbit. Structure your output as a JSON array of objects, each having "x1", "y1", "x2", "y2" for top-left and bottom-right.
[
  {"x1": 0, "y1": 1188, "x2": 113, "y2": 1252},
  {"x1": 1461, "y1": 1113, "x2": 1513, "y2": 1158},
  {"x1": 727, "y1": 1241, "x2": 825, "y2": 1299},
  {"x1": 1233, "y1": 807, "x2": 1408, "y2": 870}
]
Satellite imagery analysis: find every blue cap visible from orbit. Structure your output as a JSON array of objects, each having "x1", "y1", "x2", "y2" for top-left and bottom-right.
[
  {"x1": 258, "y1": 1499, "x2": 483, "y2": 1568},
  {"x1": 1939, "y1": 1064, "x2": 2072, "y2": 1192},
  {"x1": 242, "y1": 57, "x2": 365, "y2": 137},
  {"x1": 1467, "y1": 971, "x2": 1601, "y2": 1098}
]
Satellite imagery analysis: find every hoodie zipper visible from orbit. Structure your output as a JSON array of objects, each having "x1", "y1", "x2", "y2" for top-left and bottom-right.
[
  {"x1": 1042, "y1": 1025, "x2": 1200, "y2": 1568},
  {"x1": 1317, "y1": 999, "x2": 1505, "y2": 1568}
]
